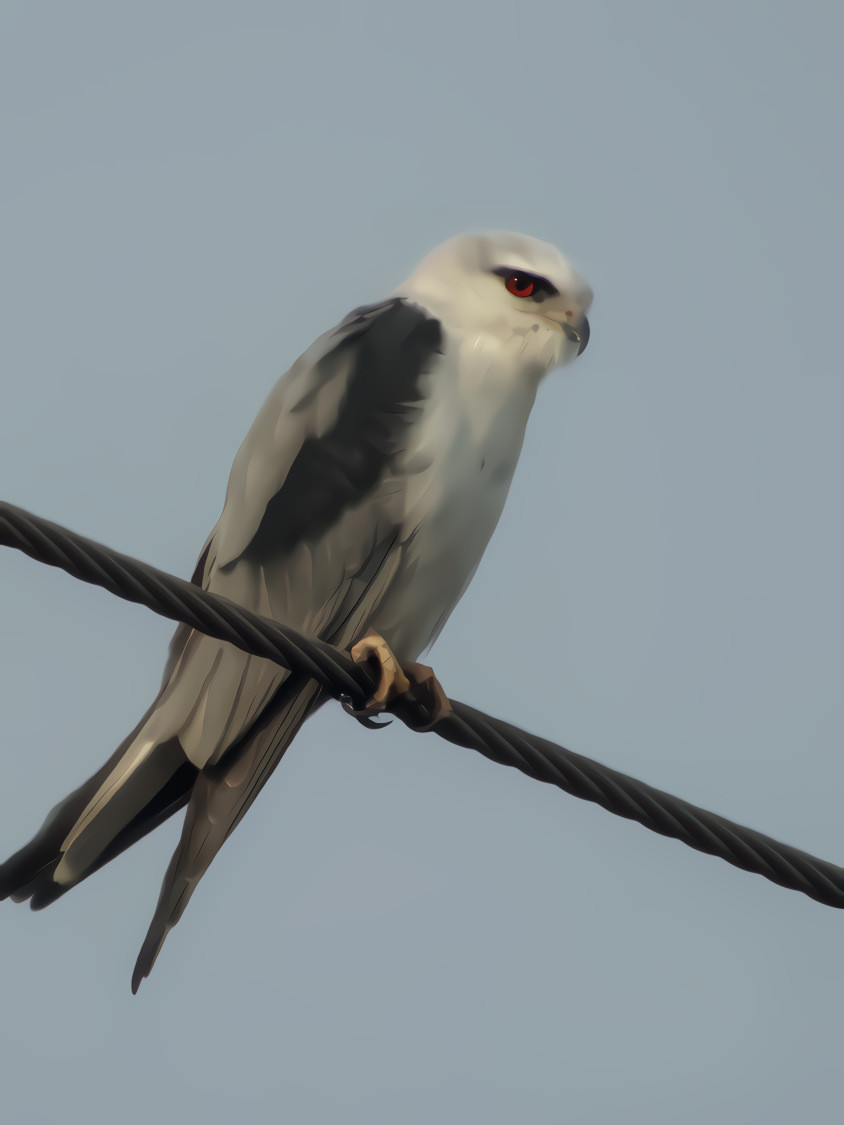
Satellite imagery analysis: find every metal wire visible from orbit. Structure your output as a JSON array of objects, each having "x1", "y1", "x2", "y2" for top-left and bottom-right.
[{"x1": 2, "y1": 498, "x2": 844, "y2": 910}]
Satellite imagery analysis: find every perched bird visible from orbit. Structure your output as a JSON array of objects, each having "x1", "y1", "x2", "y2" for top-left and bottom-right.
[{"x1": 0, "y1": 232, "x2": 592, "y2": 991}]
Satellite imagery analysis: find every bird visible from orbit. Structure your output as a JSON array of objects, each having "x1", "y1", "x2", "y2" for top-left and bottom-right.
[{"x1": 0, "y1": 231, "x2": 592, "y2": 991}]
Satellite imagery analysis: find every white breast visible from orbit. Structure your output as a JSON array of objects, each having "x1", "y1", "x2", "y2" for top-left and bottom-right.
[{"x1": 370, "y1": 326, "x2": 543, "y2": 659}]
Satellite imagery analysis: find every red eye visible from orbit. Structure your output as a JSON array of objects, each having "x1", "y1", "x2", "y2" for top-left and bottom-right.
[{"x1": 505, "y1": 274, "x2": 535, "y2": 298}]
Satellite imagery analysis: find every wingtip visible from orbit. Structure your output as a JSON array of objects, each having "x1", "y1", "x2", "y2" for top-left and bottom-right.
[
  {"x1": 0, "y1": 856, "x2": 29, "y2": 902},
  {"x1": 130, "y1": 954, "x2": 149, "y2": 995},
  {"x1": 0, "y1": 854, "x2": 67, "y2": 908},
  {"x1": 131, "y1": 928, "x2": 166, "y2": 995}
]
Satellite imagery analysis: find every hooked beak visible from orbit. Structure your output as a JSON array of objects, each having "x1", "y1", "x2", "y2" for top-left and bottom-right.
[{"x1": 562, "y1": 316, "x2": 590, "y2": 356}]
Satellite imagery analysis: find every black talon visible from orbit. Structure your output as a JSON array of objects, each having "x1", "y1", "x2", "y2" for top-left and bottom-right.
[{"x1": 339, "y1": 694, "x2": 393, "y2": 729}]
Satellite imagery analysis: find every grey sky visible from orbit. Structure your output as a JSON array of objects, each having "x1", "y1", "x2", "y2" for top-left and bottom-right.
[{"x1": 2, "y1": 2, "x2": 844, "y2": 1122}]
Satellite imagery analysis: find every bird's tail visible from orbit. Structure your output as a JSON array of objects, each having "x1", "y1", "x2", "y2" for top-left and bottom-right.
[
  {"x1": 0, "y1": 662, "x2": 322, "y2": 990},
  {"x1": 0, "y1": 714, "x2": 198, "y2": 910},
  {"x1": 131, "y1": 675, "x2": 322, "y2": 992}
]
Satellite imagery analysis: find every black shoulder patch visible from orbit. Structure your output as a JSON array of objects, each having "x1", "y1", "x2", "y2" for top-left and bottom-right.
[{"x1": 246, "y1": 299, "x2": 442, "y2": 560}]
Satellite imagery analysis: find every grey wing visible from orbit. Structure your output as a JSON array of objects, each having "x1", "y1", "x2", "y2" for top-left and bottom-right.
[
  {"x1": 1, "y1": 298, "x2": 443, "y2": 947},
  {"x1": 56, "y1": 297, "x2": 441, "y2": 894},
  {"x1": 128, "y1": 298, "x2": 443, "y2": 987},
  {"x1": 145, "y1": 297, "x2": 441, "y2": 770}
]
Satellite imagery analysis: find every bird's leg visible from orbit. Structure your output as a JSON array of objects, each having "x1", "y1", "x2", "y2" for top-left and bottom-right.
[{"x1": 349, "y1": 628, "x2": 452, "y2": 728}]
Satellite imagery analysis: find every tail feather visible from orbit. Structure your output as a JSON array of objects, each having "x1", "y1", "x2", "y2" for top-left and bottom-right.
[
  {"x1": 28, "y1": 758, "x2": 197, "y2": 910},
  {"x1": 0, "y1": 715, "x2": 148, "y2": 905},
  {"x1": 0, "y1": 611, "x2": 190, "y2": 906},
  {"x1": 0, "y1": 717, "x2": 197, "y2": 909},
  {"x1": 2, "y1": 663, "x2": 323, "y2": 994},
  {"x1": 131, "y1": 676, "x2": 322, "y2": 993}
]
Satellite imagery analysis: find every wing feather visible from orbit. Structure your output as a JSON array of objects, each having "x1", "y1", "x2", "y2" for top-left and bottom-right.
[{"x1": 143, "y1": 298, "x2": 441, "y2": 769}]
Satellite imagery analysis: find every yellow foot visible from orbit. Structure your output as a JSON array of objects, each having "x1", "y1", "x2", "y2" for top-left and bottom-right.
[
  {"x1": 348, "y1": 629, "x2": 452, "y2": 730},
  {"x1": 350, "y1": 628, "x2": 411, "y2": 714},
  {"x1": 402, "y1": 660, "x2": 452, "y2": 729}
]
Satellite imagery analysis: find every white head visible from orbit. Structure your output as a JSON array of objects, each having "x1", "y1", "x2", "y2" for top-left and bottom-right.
[{"x1": 396, "y1": 232, "x2": 592, "y2": 376}]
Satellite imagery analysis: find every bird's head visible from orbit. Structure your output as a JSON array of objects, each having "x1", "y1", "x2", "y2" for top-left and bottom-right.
[{"x1": 396, "y1": 232, "x2": 592, "y2": 374}]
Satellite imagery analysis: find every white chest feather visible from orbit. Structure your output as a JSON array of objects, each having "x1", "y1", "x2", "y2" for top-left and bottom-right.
[{"x1": 371, "y1": 325, "x2": 548, "y2": 657}]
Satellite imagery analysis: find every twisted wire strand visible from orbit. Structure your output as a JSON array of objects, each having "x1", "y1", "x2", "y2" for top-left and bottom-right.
[{"x1": 2, "y1": 499, "x2": 843, "y2": 910}]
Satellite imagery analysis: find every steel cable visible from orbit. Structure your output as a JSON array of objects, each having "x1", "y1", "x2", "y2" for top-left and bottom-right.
[{"x1": 2, "y1": 499, "x2": 843, "y2": 909}]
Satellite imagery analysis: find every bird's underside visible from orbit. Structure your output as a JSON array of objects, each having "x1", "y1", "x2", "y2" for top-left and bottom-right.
[{"x1": 0, "y1": 231, "x2": 592, "y2": 990}]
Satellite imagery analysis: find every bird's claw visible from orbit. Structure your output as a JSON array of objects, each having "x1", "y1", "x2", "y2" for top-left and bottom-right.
[
  {"x1": 400, "y1": 661, "x2": 453, "y2": 732},
  {"x1": 339, "y1": 694, "x2": 393, "y2": 729},
  {"x1": 347, "y1": 630, "x2": 452, "y2": 732},
  {"x1": 349, "y1": 629, "x2": 411, "y2": 715}
]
